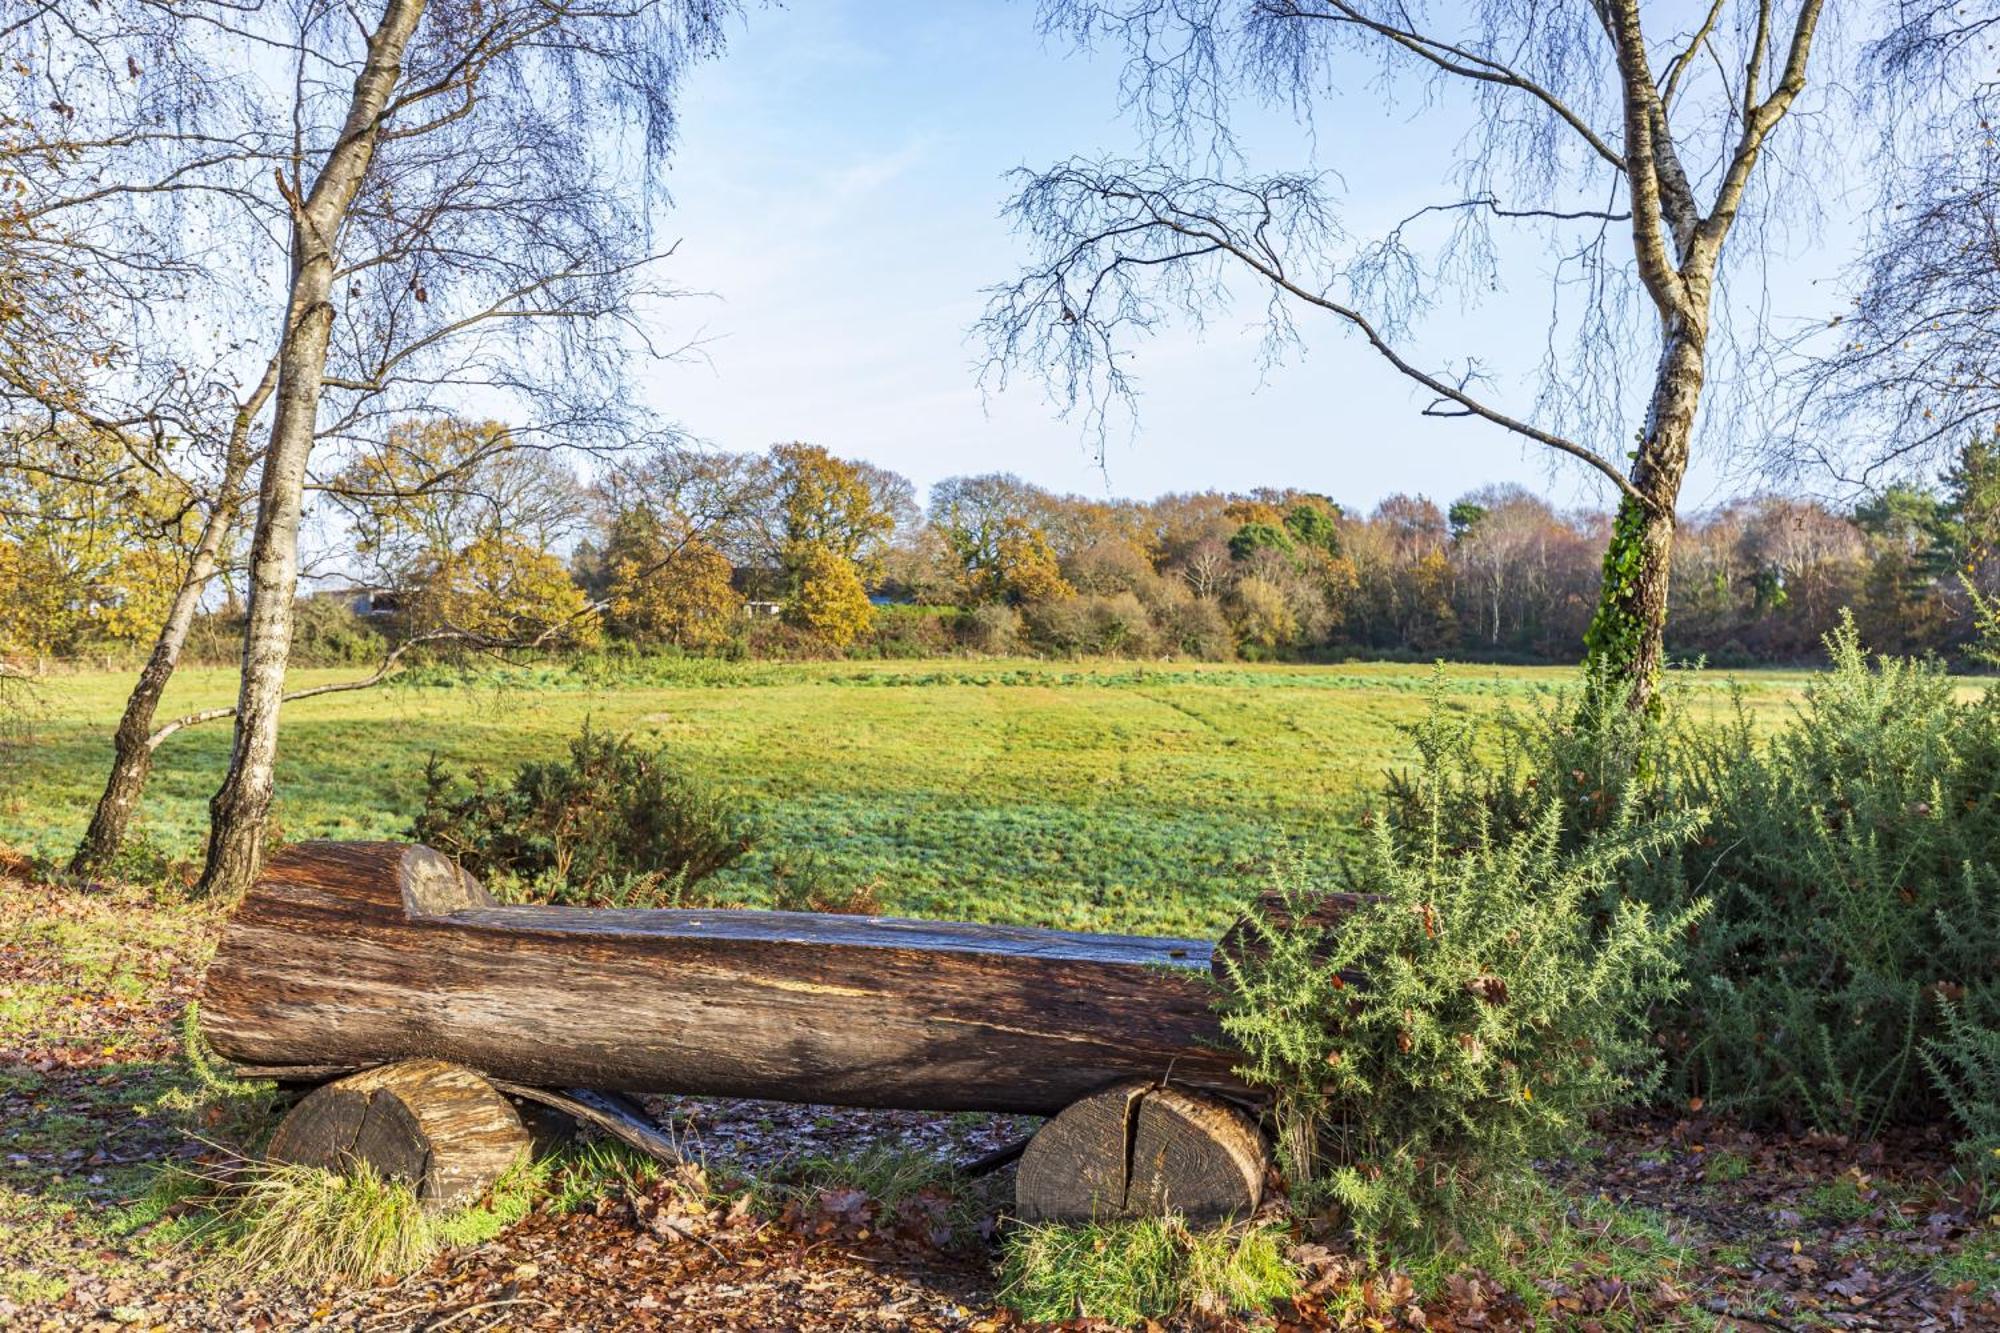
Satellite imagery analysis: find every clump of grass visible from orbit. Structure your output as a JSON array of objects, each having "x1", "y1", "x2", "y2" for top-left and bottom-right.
[
  {"x1": 757, "y1": 1143, "x2": 999, "y2": 1242},
  {"x1": 1703, "y1": 1149, "x2": 1751, "y2": 1184},
  {"x1": 999, "y1": 1217, "x2": 1296, "y2": 1324},
  {"x1": 430, "y1": 1156, "x2": 547, "y2": 1247},
  {"x1": 222, "y1": 1161, "x2": 437, "y2": 1288},
  {"x1": 168, "y1": 1003, "x2": 281, "y2": 1146},
  {"x1": 200, "y1": 1151, "x2": 556, "y2": 1287},
  {"x1": 545, "y1": 1139, "x2": 673, "y2": 1214}
]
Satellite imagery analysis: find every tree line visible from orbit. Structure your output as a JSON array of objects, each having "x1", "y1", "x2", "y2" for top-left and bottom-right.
[{"x1": 12, "y1": 421, "x2": 1998, "y2": 672}]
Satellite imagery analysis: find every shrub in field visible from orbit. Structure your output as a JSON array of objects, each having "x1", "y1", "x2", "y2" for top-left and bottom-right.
[
  {"x1": 1022, "y1": 591, "x2": 1160, "y2": 657},
  {"x1": 411, "y1": 723, "x2": 756, "y2": 905},
  {"x1": 856, "y1": 605, "x2": 955, "y2": 659},
  {"x1": 1215, "y1": 698, "x2": 1698, "y2": 1253},
  {"x1": 285, "y1": 597, "x2": 388, "y2": 666},
  {"x1": 1659, "y1": 619, "x2": 2000, "y2": 1137},
  {"x1": 959, "y1": 601, "x2": 1022, "y2": 654},
  {"x1": 1415, "y1": 626, "x2": 2000, "y2": 1146},
  {"x1": 1150, "y1": 586, "x2": 1236, "y2": 660}
]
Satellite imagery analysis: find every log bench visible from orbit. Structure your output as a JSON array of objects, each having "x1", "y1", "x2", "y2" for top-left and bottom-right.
[{"x1": 199, "y1": 841, "x2": 1273, "y2": 1224}]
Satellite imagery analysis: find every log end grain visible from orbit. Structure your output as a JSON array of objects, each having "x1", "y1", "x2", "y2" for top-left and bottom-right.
[
  {"x1": 265, "y1": 1060, "x2": 528, "y2": 1210},
  {"x1": 1015, "y1": 1079, "x2": 1266, "y2": 1224}
]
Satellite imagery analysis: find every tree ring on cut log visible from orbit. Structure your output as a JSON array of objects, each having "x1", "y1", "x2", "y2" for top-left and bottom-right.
[
  {"x1": 265, "y1": 1059, "x2": 529, "y2": 1210},
  {"x1": 1015, "y1": 1079, "x2": 1266, "y2": 1224}
]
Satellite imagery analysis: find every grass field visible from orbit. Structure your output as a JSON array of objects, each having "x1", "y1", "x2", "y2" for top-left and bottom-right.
[{"x1": 0, "y1": 656, "x2": 1865, "y2": 936}]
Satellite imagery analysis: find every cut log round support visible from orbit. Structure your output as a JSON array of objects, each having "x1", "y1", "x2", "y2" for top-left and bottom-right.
[
  {"x1": 1015, "y1": 1080, "x2": 1267, "y2": 1224},
  {"x1": 200, "y1": 842, "x2": 1251, "y2": 1116},
  {"x1": 266, "y1": 1059, "x2": 530, "y2": 1210}
]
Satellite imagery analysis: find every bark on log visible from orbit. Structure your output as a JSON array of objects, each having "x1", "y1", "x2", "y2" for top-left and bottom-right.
[
  {"x1": 1212, "y1": 889, "x2": 1376, "y2": 985},
  {"x1": 266, "y1": 1059, "x2": 529, "y2": 1209},
  {"x1": 1014, "y1": 1080, "x2": 1266, "y2": 1224},
  {"x1": 200, "y1": 842, "x2": 1250, "y2": 1116}
]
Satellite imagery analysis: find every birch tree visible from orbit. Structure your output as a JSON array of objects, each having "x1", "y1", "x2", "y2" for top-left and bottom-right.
[
  {"x1": 8, "y1": 0, "x2": 735, "y2": 892},
  {"x1": 2, "y1": 1, "x2": 278, "y2": 874},
  {"x1": 984, "y1": 0, "x2": 1831, "y2": 709},
  {"x1": 191, "y1": 0, "x2": 731, "y2": 896}
]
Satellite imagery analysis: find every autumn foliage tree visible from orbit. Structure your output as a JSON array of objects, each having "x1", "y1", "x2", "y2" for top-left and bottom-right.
[
  {"x1": 603, "y1": 508, "x2": 742, "y2": 650},
  {"x1": 784, "y1": 541, "x2": 875, "y2": 649},
  {"x1": 409, "y1": 534, "x2": 599, "y2": 649},
  {"x1": 0, "y1": 424, "x2": 197, "y2": 658},
  {"x1": 770, "y1": 443, "x2": 900, "y2": 583}
]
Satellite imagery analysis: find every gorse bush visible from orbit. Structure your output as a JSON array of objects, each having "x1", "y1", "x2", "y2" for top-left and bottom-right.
[
  {"x1": 411, "y1": 722, "x2": 757, "y2": 905},
  {"x1": 1215, "y1": 693, "x2": 1699, "y2": 1254},
  {"x1": 1923, "y1": 1002, "x2": 2000, "y2": 1186},
  {"x1": 1658, "y1": 618, "x2": 2000, "y2": 1137},
  {"x1": 1410, "y1": 623, "x2": 2000, "y2": 1147}
]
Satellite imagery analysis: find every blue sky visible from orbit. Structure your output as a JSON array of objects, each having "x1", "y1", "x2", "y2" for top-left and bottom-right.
[{"x1": 634, "y1": 1, "x2": 1855, "y2": 514}]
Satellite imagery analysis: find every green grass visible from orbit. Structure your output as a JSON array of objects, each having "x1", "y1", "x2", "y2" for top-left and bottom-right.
[
  {"x1": 1, "y1": 657, "x2": 1883, "y2": 935},
  {"x1": 999, "y1": 1216, "x2": 1298, "y2": 1323},
  {"x1": 754, "y1": 1142, "x2": 1005, "y2": 1243},
  {"x1": 1936, "y1": 1227, "x2": 2000, "y2": 1299},
  {"x1": 1702, "y1": 1149, "x2": 1751, "y2": 1184},
  {"x1": 221, "y1": 1161, "x2": 438, "y2": 1288}
]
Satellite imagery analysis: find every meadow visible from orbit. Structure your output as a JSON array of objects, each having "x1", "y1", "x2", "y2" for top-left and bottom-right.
[{"x1": 3, "y1": 656, "x2": 1848, "y2": 936}]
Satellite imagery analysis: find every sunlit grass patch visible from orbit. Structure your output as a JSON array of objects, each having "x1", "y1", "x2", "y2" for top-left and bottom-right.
[
  {"x1": 221, "y1": 1161, "x2": 437, "y2": 1288},
  {"x1": 999, "y1": 1216, "x2": 1296, "y2": 1324},
  {"x1": 4, "y1": 660, "x2": 1851, "y2": 934},
  {"x1": 179, "y1": 1150, "x2": 554, "y2": 1287}
]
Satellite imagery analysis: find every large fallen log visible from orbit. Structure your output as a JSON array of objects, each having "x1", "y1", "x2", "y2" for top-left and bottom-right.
[{"x1": 199, "y1": 841, "x2": 1252, "y2": 1117}]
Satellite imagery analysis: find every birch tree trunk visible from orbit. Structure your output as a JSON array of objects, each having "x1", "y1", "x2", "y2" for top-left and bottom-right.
[
  {"x1": 1586, "y1": 320, "x2": 1707, "y2": 710},
  {"x1": 71, "y1": 361, "x2": 277, "y2": 877},
  {"x1": 1584, "y1": 0, "x2": 1819, "y2": 713},
  {"x1": 194, "y1": 0, "x2": 428, "y2": 899}
]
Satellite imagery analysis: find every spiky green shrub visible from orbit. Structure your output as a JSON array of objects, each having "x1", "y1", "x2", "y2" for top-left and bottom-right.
[
  {"x1": 1922, "y1": 1003, "x2": 2000, "y2": 1188},
  {"x1": 1655, "y1": 619, "x2": 2000, "y2": 1137},
  {"x1": 1384, "y1": 636, "x2": 2000, "y2": 1146},
  {"x1": 999, "y1": 1217, "x2": 1296, "y2": 1324},
  {"x1": 411, "y1": 721, "x2": 757, "y2": 905},
  {"x1": 1216, "y1": 696, "x2": 1699, "y2": 1253}
]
